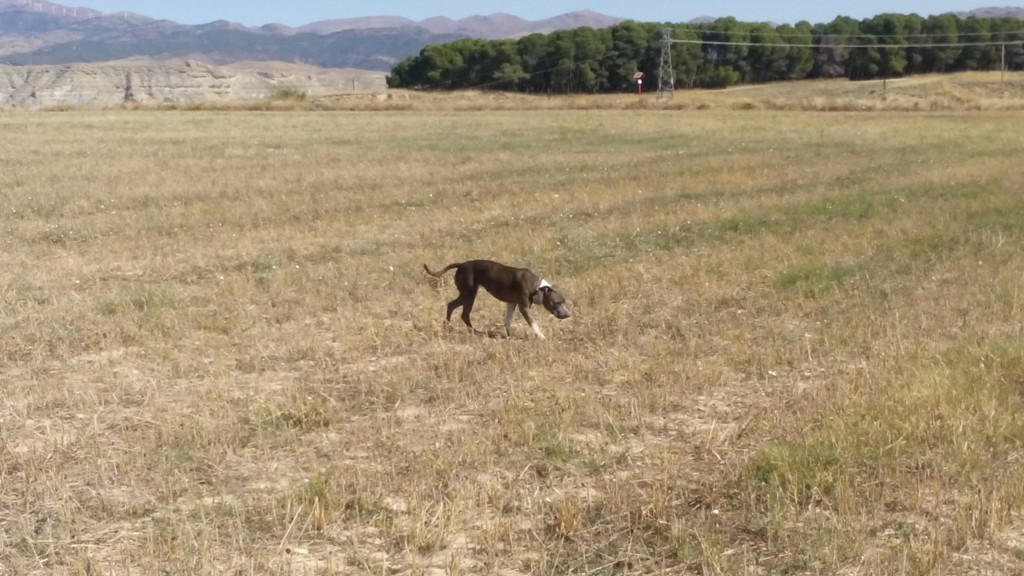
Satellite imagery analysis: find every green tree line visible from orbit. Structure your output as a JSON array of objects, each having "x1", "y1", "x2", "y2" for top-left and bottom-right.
[{"x1": 388, "y1": 13, "x2": 1024, "y2": 91}]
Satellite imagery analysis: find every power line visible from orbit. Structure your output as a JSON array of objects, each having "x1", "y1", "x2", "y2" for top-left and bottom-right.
[
  {"x1": 656, "y1": 32, "x2": 1021, "y2": 98},
  {"x1": 669, "y1": 26, "x2": 1024, "y2": 41},
  {"x1": 670, "y1": 38, "x2": 1024, "y2": 49},
  {"x1": 408, "y1": 28, "x2": 1024, "y2": 93}
]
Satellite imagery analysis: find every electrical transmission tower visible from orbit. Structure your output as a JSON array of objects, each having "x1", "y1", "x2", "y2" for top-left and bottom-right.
[{"x1": 657, "y1": 27, "x2": 675, "y2": 101}]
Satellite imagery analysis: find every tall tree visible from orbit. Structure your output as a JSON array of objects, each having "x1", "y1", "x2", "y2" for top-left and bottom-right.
[
  {"x1": 780, "y1": 22, "x2": 815, "y2": 80},
  {"x1": 862, "y1": 14, "x2": 911, "y2": 77},
  {"x1": 990, "y1": 17, "x2": 1024, "y2": 71},
  {"x1": 449, "y1": 38, "x2": 496, "y2": 88},
  {"x1": 570, "y1": 27, "x2": 611, "y2": 92},
  {"x1": 747, "y1": 23, "x2": 787, "y2": 82},
  {"x1": 670, "y1": 26, "x2": 705, "y2": 88},
  {"x1": 956, "y1": 16, "x2": 997, "y2": 71},
  {"x1": 544, "y1": 30, "x2": 577, "y2": 93},
  {"x1": 491, "y1": 39, "x2": 528, "y2": 89},
  {"x1": 516, "y1": 33, "x2": 551, "y2": 92},
  {"x1": 420, "y1": 43, "x2": 465, "y2": 87},
  {"x1": 697, "y1": 18, "x2": 751, "y2": 87},
  {"x1": 605, "y1": 21, "x2": 653, "y2": 91},
  {"x1": 922, "y1": 14, "x2": 962, "y2": 73},
  {"x1": 812, "y1": 16, "x2": 860, "y2": 78}
]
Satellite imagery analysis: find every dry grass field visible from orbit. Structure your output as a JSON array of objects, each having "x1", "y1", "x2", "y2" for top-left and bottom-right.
[{"x1": 2, "y1": 73, "x2": 1024, "y2": 575}]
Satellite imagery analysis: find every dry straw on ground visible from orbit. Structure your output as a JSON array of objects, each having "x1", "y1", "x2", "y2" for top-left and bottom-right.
[{"x1": 2, "y1": 72, "x2": 1024, "y2": 574}]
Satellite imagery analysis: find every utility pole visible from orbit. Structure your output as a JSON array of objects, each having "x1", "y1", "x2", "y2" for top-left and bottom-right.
[{"x1": 657, "y1": 27, "x2": 675, "y2": 101}]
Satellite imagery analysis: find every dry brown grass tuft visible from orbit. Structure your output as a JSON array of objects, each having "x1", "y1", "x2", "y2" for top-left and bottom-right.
[{"x1": 2, "y1": 74, "x2": 1024, "y2": 574}]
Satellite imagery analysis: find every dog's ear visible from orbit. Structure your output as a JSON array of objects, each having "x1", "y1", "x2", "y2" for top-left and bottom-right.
[{"x1": 531, "y1": 286, "x2": 549, "y2": 305}]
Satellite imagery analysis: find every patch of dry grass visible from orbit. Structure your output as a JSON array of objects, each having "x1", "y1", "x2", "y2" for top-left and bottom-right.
[
  {"x1": 342, "y1": 71, "x2": 1024, "y2": 113},
  {"x1": 2, "y1": 76, "x2": 1024, "y2": 574},
  {"x1": 63, "y1": 70, "x2": 1024, "y2": 114}
]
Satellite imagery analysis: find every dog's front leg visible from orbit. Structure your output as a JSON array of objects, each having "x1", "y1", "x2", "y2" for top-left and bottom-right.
[
  {"x1": 504, "y1": 303, "x2": 517, "y2": 336},
  {"x1": 519, "y1": 306, "x2": 545, "y2": 340}
]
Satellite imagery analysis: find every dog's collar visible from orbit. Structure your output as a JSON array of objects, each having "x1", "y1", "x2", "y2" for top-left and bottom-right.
[{"x1": 530, "y1": 279, "x2": 551, "y2": 304}]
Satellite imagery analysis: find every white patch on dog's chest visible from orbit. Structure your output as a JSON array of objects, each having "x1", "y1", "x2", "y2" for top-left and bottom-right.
[{"x1": 539, "y1": 279, "x2": 551, "y2": 289}]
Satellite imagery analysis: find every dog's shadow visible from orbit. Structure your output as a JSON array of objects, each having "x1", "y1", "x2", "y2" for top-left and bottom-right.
[
  {"x1": 483, "y1": 327, "x2": 512, "y2": 340},
  {"x1": 442, "y1": 323, "x2": 515, "y2": 340}
]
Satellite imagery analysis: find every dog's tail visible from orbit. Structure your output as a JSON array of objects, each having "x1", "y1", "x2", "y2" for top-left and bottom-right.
[{"x1": 423, "y1": 262, "x2": 460, "y2": 278}]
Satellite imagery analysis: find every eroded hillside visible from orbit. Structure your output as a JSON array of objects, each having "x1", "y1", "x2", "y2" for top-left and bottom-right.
[{"x1": 0, "y1": 60, "x2": 385, "y2": 108}]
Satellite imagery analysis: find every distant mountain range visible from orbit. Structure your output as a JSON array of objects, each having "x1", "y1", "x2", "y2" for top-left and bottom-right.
[
  {"x1": 1, "y1": 1, "x2": 1022, "y2": 71},
  {"x1": 959, "y1": 6, "x2": 1024, "y2": 18},
  {"x1": 0, "y1": 0, "x2": 623, "y2": 70}
]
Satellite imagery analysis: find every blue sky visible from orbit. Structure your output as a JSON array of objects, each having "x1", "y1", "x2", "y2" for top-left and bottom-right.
[{"x1": 76, "y1": 1, "x2": 981, "y2": 27}]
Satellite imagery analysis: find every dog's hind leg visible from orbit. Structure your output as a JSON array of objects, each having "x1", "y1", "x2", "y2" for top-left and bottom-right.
[
  {"x1": 446, "y1": 288, "x2": 475, "y2": 324},
  {"x1": 458, "y1": 288, "x2": 478, "y2": 330},
  {"x1": 445, "y1": 297, "x2": 463, "y2": 323},
  {"x1": 448, "y1": 267, "x2": 479, "y2": 331}
]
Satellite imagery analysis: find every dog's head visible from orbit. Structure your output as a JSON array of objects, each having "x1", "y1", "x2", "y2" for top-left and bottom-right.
[{"x1": 532, "y1": 280, "x2": 570, "y2": 320}]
